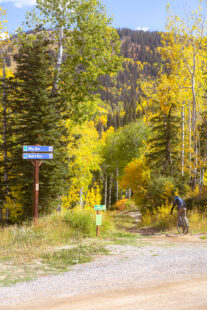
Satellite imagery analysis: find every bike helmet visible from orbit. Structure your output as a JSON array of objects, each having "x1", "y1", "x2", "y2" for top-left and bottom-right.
[{"x1": 174, "y1": 196, "x2": 179, "y2": 202}]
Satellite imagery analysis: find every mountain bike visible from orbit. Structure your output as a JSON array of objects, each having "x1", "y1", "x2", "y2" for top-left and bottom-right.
[{"x1": 177, "y1": 214, "x2": 189, "y2": 235}]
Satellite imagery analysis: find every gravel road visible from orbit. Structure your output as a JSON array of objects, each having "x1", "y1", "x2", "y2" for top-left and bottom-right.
[{"x1": 1, "y1": 235, "x2": 207, "y2": 310}]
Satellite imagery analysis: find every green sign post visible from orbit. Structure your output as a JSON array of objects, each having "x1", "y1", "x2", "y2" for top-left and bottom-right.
[{"x1": 94, "y1": 205, "x2": 106, "y2": 237}]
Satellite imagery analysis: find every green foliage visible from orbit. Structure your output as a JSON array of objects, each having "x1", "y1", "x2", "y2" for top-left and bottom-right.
[
  {"x1": 143, "y1": 176, "x2": 177, "y2": 212},
  {"x1": 103, "y1": 120, "x2": 149, "y2": 175},
  {"x1": 60, "y1": 0, "x2": 122, "y2": 122},
  {"x1": 63, "y1": 207, "x2": 114, "y2": 238},
  {"x1": 64, "y1": 208, "x2": 96, "y2": 238},
  {"x1": 147, "y1": 109, "x2": 181, "y2": 177},
  {"x1": 25, "y1": 0, "x2": 122, "y2": 123}
]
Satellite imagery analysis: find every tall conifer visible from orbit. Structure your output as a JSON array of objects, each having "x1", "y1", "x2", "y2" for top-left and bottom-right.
[
  {"x1": 147, "y1": 108, "x2": 180, "y2": 177},
  {"x1": 11, "y1": 33, "x2": 67, "y2": 218}
]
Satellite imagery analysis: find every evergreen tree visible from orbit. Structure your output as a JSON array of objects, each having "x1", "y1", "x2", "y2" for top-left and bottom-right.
[
  {"x1": 11, "y1": 33, "x2": 68, "y2": 218},
  {"x1": 147, "y1": 108, "x2": 180, "y2": 177},
  {"x1": 0, "y1": 68, "x2": 14, "y2": 206}
]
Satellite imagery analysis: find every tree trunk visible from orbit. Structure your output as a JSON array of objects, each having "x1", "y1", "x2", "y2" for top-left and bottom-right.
[
  {"x1": 104, "y1": 175, "x2": 107, "y2": 209},
  {"x1": 116, "y1": 167, "x2": 119, "y2": 202},
  {"x1": 52, "y1": 25, "x2": 63, "y2": 94},
  {"x1": 181, "y1": 103, "x2": 185, "y2": 177},
  {"x1": 198, "y1": 137, "x2": 202, "y2": 188},
  {"x1": 191, "y1": 70, "x2": 198, "y2": 188},
  {"x1": 120, "y1": 189, "x2": 123, "y2": 200},
  {"x1": 125, "y1": 190, "x2": 128, "y2": 199},
  {"x1": 80, "y1": 187, "x2": 83, "y2": 208},
  {"x1": 189, "y1": 102, "x2": 192, "y2": 178},
  {"x1": 129, "y1": 188, "x2": 131, "y2": 199},
  {"x1": 109, "y1": 175, "x2": 112, "y2": 209}
]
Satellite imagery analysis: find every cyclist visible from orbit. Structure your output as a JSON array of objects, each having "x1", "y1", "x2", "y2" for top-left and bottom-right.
[
  {"x1": 171, "y1": 196, "x2": 186, "y2": 214},
  {"x1": 171, "y1": 196, "x2": 189, "y2": 231}
]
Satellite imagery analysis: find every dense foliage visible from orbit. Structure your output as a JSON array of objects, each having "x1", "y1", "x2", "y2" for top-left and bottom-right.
[{"x1": 0, "y1": 1, "x2": 207, "y2": 222}]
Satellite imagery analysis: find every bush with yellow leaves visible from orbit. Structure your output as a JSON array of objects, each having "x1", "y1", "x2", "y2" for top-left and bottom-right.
[
  {"x1": 3, "y1": 187, "x2": 23, "y2": 222},
  {"x1": 140, "y1": 202, "x2": 175, "y2": 231},
  {"x1": 84, "y1": 184, "x2": 102, "y2": 209}
]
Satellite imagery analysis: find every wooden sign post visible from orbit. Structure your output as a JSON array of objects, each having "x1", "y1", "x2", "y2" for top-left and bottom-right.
[
  {"x1": 23, "y1": 145, "x2": 53, "y2": 222},
  {"x1": 94, "y1": 205, "x2": 106, "y2": 237}
]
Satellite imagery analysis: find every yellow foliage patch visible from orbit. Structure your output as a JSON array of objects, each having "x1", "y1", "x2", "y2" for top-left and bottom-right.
[{"x1": 3, "y1": 187, "x2": 23, "y2": 222}]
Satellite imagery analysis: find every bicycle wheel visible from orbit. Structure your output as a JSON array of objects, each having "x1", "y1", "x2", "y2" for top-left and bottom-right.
[
  {"x1": 183, "y1": 217, "x2": 189, "y2": 235},
  {"x1": 176, "y1": 216, "x2": 184, "y2": 234}
]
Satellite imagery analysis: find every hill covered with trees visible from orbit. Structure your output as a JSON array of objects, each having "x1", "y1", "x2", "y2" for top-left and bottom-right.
[{"x1": 99, "y1": 29, "x2": 162, "y2": 128}]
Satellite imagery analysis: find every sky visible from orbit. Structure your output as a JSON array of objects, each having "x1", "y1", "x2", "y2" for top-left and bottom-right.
[{"x1": 0, "y1": 0, "x2": 204, "y2": 35}]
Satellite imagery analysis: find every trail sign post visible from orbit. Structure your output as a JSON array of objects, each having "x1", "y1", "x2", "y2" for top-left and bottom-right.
[
  {"x1": 94, "y1": 205, "x2": 106, "y2": 237},
  {"x1": 23, "y1": 145, "x2": 53, "y2": 222}
]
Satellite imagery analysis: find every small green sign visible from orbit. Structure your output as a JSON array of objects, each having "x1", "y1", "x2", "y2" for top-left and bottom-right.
[
  {"x1": 96, "y1": 214, "x2": 102, "y2": 226},
  {"x1": 23, "y1": 146, "x2": 27, "y2": 152},
  {"x1": 94, "y1": 205, "x2": 106, "y2": 211}
]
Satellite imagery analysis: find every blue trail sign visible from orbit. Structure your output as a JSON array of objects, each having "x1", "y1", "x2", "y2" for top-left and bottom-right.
[
  {"x1": 23, "y1": 146, "x2": 53, "y2": 152},
  {"x1": 94, "y1": 205, "x2": 106, "y2": 211},
  {"x1": 23, "y1": 153, "x2": 53, "y2": 160}
]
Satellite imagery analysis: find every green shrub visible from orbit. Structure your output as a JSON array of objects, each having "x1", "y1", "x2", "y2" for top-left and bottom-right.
[
  {"x1": 64, "y1": 207, "x2": 115, "y2": 238},
  {"x1": 64, "y1": 207, "x2": 96, "y2": 238},
  {"x1": 142, "y1": 175, "x2": 189, "y2": 213}
]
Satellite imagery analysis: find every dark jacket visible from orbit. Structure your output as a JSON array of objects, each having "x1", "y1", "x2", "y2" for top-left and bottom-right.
[{"x1": 171, "y1": 196, "x2": 186, "y2": 215}]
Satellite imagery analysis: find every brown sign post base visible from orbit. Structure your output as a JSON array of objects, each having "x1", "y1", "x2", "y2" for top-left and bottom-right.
[{"x1": 31, "y1": 160, "x2": 43, "y2": 222}]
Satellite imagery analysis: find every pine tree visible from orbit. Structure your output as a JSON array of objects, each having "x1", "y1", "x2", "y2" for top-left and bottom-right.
[
  {"x1": 0, "y1": 67, "x2": 14, "y2": 206},
  {"x1": 147, "y1": 108, "x2": 180, "y2": 177},
  {"x1": 11, "y1": 33, "x2": 68, "y2": 218}
]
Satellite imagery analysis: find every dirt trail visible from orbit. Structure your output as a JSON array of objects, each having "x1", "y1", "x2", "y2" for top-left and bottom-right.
[
  {"x1": 1, "y1": 234, "x2": 207, "y2": 310},
  {"x1": 2, "y1": 277, "x2": 207, "y2": 310},
  {"x1": 141, "y1": 233, "x2": 207, "y2": 244}
]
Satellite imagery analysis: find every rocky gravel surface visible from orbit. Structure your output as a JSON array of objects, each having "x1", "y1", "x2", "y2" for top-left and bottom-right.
[{"x1": 0, "y1": 237, "x2": 207, "y2": 307}]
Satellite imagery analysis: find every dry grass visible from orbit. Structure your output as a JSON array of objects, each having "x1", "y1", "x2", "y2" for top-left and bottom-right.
[
  {"x1": 0, "y1": 210, "x2": 115, "y2": 286},
  {"x1": 188, "y1": 211, "x2": 207, "y2": 234},
  {"x1": 0, "y1": 214, "x2": 72, "y2": 264}
]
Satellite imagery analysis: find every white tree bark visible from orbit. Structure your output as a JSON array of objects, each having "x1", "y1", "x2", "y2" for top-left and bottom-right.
[
  {"x1": 109, "y1": 175, "x2": 112, "y2": 209},
  {"x1": 189, "y1": 102, "x2": 192, "y2": 177},
  {"x1": 129, "y1": 188, "x2": 131, "y2": 199},
  {"x1": 80, "y1": 187, "x2": 83, "y2": 208},
  {"x1": 116, "y1": 168, "x2": 119, "y2": 202},
  {"x1": 191, "y1": 70, "x2": 198, "y2": 187},
  {"x1": 104, "y1": 175, "x2": 107, "y2": 209},
  {"x1": 52, "y1": 25, "x2": 63, "y2": 94},
  {"x1": 181, "y1": 103, "x2": 185, "y2": 177}
]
